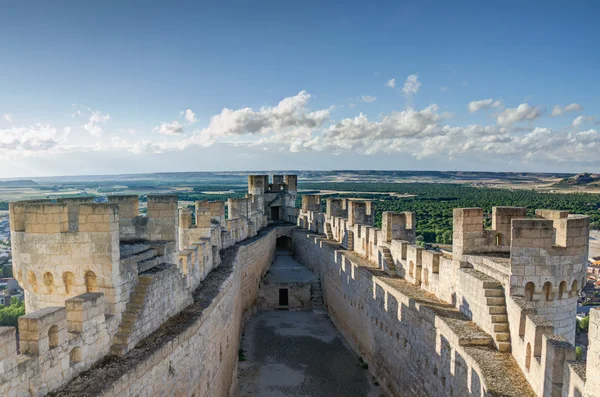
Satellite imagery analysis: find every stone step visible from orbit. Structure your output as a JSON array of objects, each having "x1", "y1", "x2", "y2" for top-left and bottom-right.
[
  {"x1": 138, "y1": 255, "x2": 161, "y2": 273},
  {"x1": 122, "y1": 314, "x2": 138, "y2": 325},
  {"x1": 313, "y1": 309, "x2": 327, "y2": 318},
  {"x1": 114, "y1": 333, "x2": 130, "y2": 345},
  {"x1": 497, "y1": 342, "x2": 511, "y2": 353},
  {"x1": 127, "y1": 303, "x2": 144, "y2": 312},
  {"x1": 118, "y1": 323, "x2": 134, "y2": 332},
  {"x1": 491, "y1": 314, "x2": 508, "y2": 323},
  {"x1": 484, "y1": 289, "x2": 505, "y2": 297},
  {"x1": 110, "y1": 344, "x2": 128, "y2": 357},
  {"x1": 493, "y1": 323, "x2": 509, "y2": 332},
  {"x1": 495, "y1": 332, "x2": 511, "y2": 342},
  {"x1": 482, "y1": 280, "x2": 502, "y2": 289},
  {"x1": 486, "y1": 297, "x2": 506, "y2": 306},
  {"x1": 489, "y1": 306, "x2": 507, "y2": 315}
]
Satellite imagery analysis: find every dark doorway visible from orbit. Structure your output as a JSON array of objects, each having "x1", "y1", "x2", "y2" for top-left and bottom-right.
[
  {"x1": 271, "y1": 206, "x2": 280, "y2": 220},
  {"x1": 276, "y1": 236, "x2": 292, "y2": 251},
  {"x1": 279, "y1": 288, "x2": 289, "y2": 306}
]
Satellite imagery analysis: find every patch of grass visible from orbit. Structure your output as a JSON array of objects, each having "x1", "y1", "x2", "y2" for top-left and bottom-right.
[{"x1": 238, "y1": 348, "x2": 246, "y2": 362}]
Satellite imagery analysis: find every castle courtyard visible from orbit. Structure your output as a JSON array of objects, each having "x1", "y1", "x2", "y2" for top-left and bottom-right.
[{"x1": 235, "y1": 311, "x2": 382, "y2": 397}]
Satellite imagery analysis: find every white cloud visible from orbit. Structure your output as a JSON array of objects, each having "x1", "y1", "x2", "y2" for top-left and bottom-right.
[
  {"x1": 361, "y1": 95, "x2": 377, "y2": 103},
  {"x1": 440, "y1": 86, "x2": 448, "y2": 92},
  {"x1": 551, "y1": 103, "x2": 583, "y2": 117},
  {"x1": 3, "y1": 114, "x2": 12, "y2": 122},
  {"x1": 572, "y1": 115, "x2": 596, "y2": 127},
  {"x1": 0, "y1": 124, "x2": 58, "y2": 153},
  {"x1": 385, "y1": 78, "x2": 396, "y2": 88},
  {"x1": 182, "y1": 108, "x2": 197, "y2": 124},
  {"x1": 5, "y1": 92, "x2": 600, "y2": 171},
  {"x1": 83, "y1": 111, "x2": 110, "y2": 136},
  {"x1": 468, "y1": 98, "x2": 502, "y2": 113},
  {"x1": 200, "y1": 90, "x2": 329, "y2": 138},
  {"x1": 496, "y1": 103, "x2": 543, "y2": 126},
  {"x1": 154, "y1": 121, "x2": 184, "y2": 135},
  {"x1": 402, "y1": 74, "x2": 421, "y2": 96}
]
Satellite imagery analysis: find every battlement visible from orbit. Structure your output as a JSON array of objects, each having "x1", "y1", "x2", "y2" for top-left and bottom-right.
[
  {"x1": 325, "y1": 197, "x2": 348, "y2": 218},
  {"x1": 10, "y1": 201, "x2": 119, "y2": 234},
  {"x1": 296, "y1": 198, "x2": 594, "y2": 396},
  {"x1": 107, "y1": 195, "x2": 139, "y2": 219},
  {"x1": 301, "y1": 194, "x2": 321, "y2": 212},
  {"x1": 228, "y1": 197, "x2": 250, "y2": 219},
  {"x1": 347, "y1": 200, "x2": 373, "y2": 226},
  {"x1": 0, "y1": 291, "x2": 113, "y2": 395},
  {"x1": 3, "y1": 180, "x2": 280, "y2": 396},
  {"x1": 192, "y1": 200, "x2": 225, "y2": 227},
  {"x1": 258, "y1": 174, "x2": 297, "y2": 193},
  {"x1": 382, "y1": 211, "x2": 415, "y2": 243}
]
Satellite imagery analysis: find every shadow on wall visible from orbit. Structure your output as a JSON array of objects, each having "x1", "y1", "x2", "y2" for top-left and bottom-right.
[{"x1": 293, "y1": 232, "x2": 531, "y2": 397}]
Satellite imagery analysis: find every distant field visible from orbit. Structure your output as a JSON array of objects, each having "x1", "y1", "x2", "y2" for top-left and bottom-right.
[{"x1": 1, "y1": 171, "x2": 599, "y2": 245}]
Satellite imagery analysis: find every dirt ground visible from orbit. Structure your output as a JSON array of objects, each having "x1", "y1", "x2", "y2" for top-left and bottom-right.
[{"x1": 234, "y1": 311, "x2": 383, "y2": 397}]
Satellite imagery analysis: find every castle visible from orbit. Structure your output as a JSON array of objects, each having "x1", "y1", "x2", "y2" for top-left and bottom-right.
[{"x1": 1, "y1": 175, "x2": 598, "y2": 397}]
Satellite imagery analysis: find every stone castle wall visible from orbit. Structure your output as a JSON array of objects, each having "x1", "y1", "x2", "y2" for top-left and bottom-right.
[
  {"x1": 1, "y1": 174, "x2": 297, "y2": 397},
  {"x1": 95, "y1": 228, "x2": 276, "y2": 397},
  {"x1": 297, "y1": 195, "x2": 599, "y2": 397},
  {"x1": 293, "y1": 230, "x2": 533, "y2": 397}
]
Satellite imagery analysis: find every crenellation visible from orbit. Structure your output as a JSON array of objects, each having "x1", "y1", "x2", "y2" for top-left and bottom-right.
[
  {"x1": 296, "y1": 199, "x2": 596, "y2": 397},
  {"x1": 5, "y1": 176, "x2": 600, "y2": 397},
  {"x1": 18, "y1": 306, "x2": 67, "y2": 355}
]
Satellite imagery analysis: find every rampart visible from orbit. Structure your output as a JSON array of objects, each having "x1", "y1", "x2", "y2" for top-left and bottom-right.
[
  {"x1": 3, "y1": 179, "x2": 599, "y2": 397},
  {"x1": 2, "y1": 175, "x2": 296, "y2": 397},
  {"x1": 296, "y1": 197, "x2": 598, "y2": 397}
]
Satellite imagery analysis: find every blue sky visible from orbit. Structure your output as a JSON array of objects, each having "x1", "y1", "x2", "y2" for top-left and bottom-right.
[{"x1": 0, "y1": 0, "x2": 599, "y2": 177}]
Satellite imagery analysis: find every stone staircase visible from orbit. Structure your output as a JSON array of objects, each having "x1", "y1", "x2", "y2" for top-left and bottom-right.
[
  {"x1": 110, "y1": 276, "x2": 152, "y2": 356},
  {"x1": 342, "y1": 230, "x2": 354, "y2": 250},
  {"x1": 484, "y1": 280, "x2": 511, "y2": 353},
  {"x1": 325, "y1": 223, "x2": 334, "y2": 240},
  {"x1": 137, "y1": 254, "x2": 162, "y2": 273},
  {"x1": 380, "y1": 246, "x2": 396, "y2": 274},
  {"x1": 311, "y1": 280, "x2": 327, "y2": 317}
]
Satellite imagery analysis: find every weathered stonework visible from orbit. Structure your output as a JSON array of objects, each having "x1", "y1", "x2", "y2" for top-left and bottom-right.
[
  {"x1": 2, "y1": 178, "x2": 599, "y2": 397},
  {"x1": 1, "y1": 175, "x2": 296, "y2": 397},
  {"x1": 297, "y1": 198, "x2": 599, "y2": 397}
]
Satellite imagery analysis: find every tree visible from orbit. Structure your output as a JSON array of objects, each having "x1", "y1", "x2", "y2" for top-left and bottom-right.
[
  {"x1": 0, "y1": 299, "x2": 25, "y2": 330},
  {"x1": 577, "y1": 315, "x2": 590, "y2": 332}
]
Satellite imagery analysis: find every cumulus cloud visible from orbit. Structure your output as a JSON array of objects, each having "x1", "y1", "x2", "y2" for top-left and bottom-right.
[
  {"x1": 182, "y1": 108, "x2": 197, "y2": 124},
  {"x1": 0, "y1": 124, "x2": 58, "y2": 152},
  {"x1": 385, "y1": 78, "x2": 396, "y2": 88},
  {"x1": 3, "y1": 114, "x2": 13, "y2": 122},
  {"x1": 551, "y1": 103, "x2": 582, "y2": 117},
  {"x1": 200, "y1": 90, "x2": 329, "y2": 138},
  {"x1": 572, "y1": 115, "x2": 596, "y2": 127},
  {"x1": 361, "y1": 95, "x2": 377, "y2": 103},
  {"x1": 468, "y1": 98, "x2": 502, "y2": 113},
  {"x1": 154, "y1": 121, "x2": 184, "y2": 135},
  {"x1": 496, "y1": 103, "x2": 543, "y2": 126},
  {"x1": 402, "y1": 74, "x2": 421, "y2": 96},
  {"x1": 5, "y1": 92, "x2": 600, "y2": 170},
  {"x1": 83, "y1": 111, "x2": 110, "y2": 136}
]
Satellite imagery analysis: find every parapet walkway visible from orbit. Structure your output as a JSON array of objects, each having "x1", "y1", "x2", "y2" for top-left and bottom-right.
[
  {"x1": 263, "y1": 249, "x2": 318, "y2": 283},
  {"x1": 234, "y1": 311, "x2": 382, "y2": 397}
]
